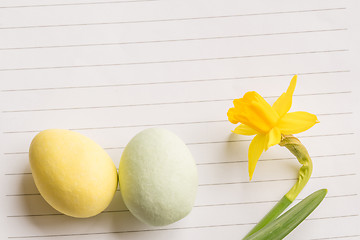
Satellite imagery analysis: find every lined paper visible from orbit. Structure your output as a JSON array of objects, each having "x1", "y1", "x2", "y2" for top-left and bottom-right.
[{"x1": 1, "y1": 0, "x2": 359, "y2": 239}]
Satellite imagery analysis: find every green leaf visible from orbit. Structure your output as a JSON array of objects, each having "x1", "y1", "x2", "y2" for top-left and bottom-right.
[
  {"x1": 243, "y1": 189, "x2": 327, "y2": 240},
  {"x1": 243, "y1": 196, "x2": 292, "y2": 239}
]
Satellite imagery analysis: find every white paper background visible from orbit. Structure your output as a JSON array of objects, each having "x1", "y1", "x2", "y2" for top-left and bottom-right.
[{"x1": 0, "y1": 0, "x2": 359, "y2": 239}]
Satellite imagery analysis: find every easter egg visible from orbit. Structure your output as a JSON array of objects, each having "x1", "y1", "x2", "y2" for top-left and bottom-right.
[
  {"x1": 29, "y1": 129, "x2": 118, "y2": 218},
  {"x1": 119, "y1": 128, "x2": 198, "y2": 226}
]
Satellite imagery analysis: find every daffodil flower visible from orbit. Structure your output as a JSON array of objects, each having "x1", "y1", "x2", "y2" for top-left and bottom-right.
[
  {"x1": 227, "y1": 75, "x2": 319, "y2": 180},
  {"x1": 227, "y1": 75, "x2": 324, "y2": 239}
]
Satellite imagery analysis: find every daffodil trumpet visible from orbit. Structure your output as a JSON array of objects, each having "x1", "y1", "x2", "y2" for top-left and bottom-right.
[{"x1": 227, "y1": 75, "x2": 321, "y2": 239}]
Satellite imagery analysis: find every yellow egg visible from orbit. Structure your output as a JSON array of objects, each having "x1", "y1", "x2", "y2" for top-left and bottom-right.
[{"x1": 29, "y1": 129, "x2": 118, "y2": 218}]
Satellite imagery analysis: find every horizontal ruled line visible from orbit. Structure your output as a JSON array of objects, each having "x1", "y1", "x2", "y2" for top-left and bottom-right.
[
  {"x1": 6, "y1": 214, "x2": 357, "y2": 238},
  {"x1": 299, "y1": 132, "x2": 354, "y2": 139},
  {"x1": 311, "y1": 234, "x2": 360, "y2": 240},
  {"x1": 3, "y1": 99, "x2": 230, "y2": 113},
  {"x1": 1, "y1": 90, "x2": 351, "y2": 113},
  {"x1": 308, "y1": 214, "x2": 359, "y2": 221},
  {"x1": 0, "y1": 28, "x2": 347, "y2": 51},
  {"x1": 311, "y1": 173, "x2": 358, "y2": 180},
  {"x1": 324, "y1": 194, "x2": 358, "y2": 199},
  {"x1": 1, "y1": 70, "x2": 350, "y2": 92},
  {"x1": 6, "y1": 193, "x2": 40, "y2": 197},
  {"x1": 318, "y1": 112, "x2": 353, "y2": 116},
  {"x1": 195, "y1": 194, "x2": 358, "y2": 209},
  {"x1": 185, "y1": 133, "x2": 354, "y2": 147},
  {"x1": 5, "y1": 152, "x2": 355, "y2": 176},
  {"x1": 1, "y1": 111, "x2": 352, "y2": 134},
  {"x1": 0, "y1": 0, "x2": 157, "y2": 9},
  {"x1": 5, "y1": 172, "x2": 32, "y2": 176},
  {"x1": 0, "y1": 49, "x2": 348, "y2": 72},
  {"x1": 7, "y1": 222, "x2": 257, "y2": 239},
  {"x1": 6, "y1": 193, "x2": 357, "y2": 218},
  {"x1": 2, "y1": 132, "x2": 355, "y2": 155},
  {"x1": 7, "y1": 209, "x2": 130, "y2": 218},
  {"x1": 3, "y1": 120, "x2": 227, "y2": 134},
  {"x1": 197, "y1": 152, "x2": 356, "y2": 165},
  {"x1": 0, "y1": 8, "x2": 346, "y2": 30},
  {"x1": 3, "y1": 152, "x2": 29, "y2": 155},
  {"x1": 198, "y1": 173, "x2": 357, "y2": 187},
  {"x1": 7, "y1": 173, "x2": 355, "y2": 197}
]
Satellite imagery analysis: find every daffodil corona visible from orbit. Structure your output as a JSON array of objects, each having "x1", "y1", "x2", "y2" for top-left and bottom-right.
[{"x1": 227, "y1": 75, "x2": 319, "y2": 180}]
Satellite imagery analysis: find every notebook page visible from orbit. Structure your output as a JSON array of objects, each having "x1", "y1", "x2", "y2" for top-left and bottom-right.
[{"x1": 0, "y1": 0, "x2": 359, "y2": 239}]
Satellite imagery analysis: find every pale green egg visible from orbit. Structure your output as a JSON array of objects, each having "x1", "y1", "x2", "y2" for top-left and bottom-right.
[
  {"x1": 29, "y1": 129, "x2": 118, "y2": 218},
  {"x1": 119, "y1": 128, "x2": 198, "y2": 226}
]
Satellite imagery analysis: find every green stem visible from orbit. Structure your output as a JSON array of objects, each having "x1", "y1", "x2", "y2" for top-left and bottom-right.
[
  {"x1": 243, "y1": 135, "x2": 313, "y2": 239},
  {"x1": 280, "y1": 135, "x2": 313, "y2": 202}
]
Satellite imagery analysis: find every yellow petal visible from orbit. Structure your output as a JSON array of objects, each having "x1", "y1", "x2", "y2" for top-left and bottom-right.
[
  {"x1": 278, "y1": 111, "x2": 319, "y2": 134},
  {"x1": 265, "y1": 127, "x2": 281, "y2": 150},
  {"x1": 233, "y1": 124, "x2": 258, "y2": 135},
  {"x1": 272, "y1": 75, "x2": 297, "y2": 118},
  {"x1": 248, "y1": 134, "x2": 266, "y2": 180}
]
